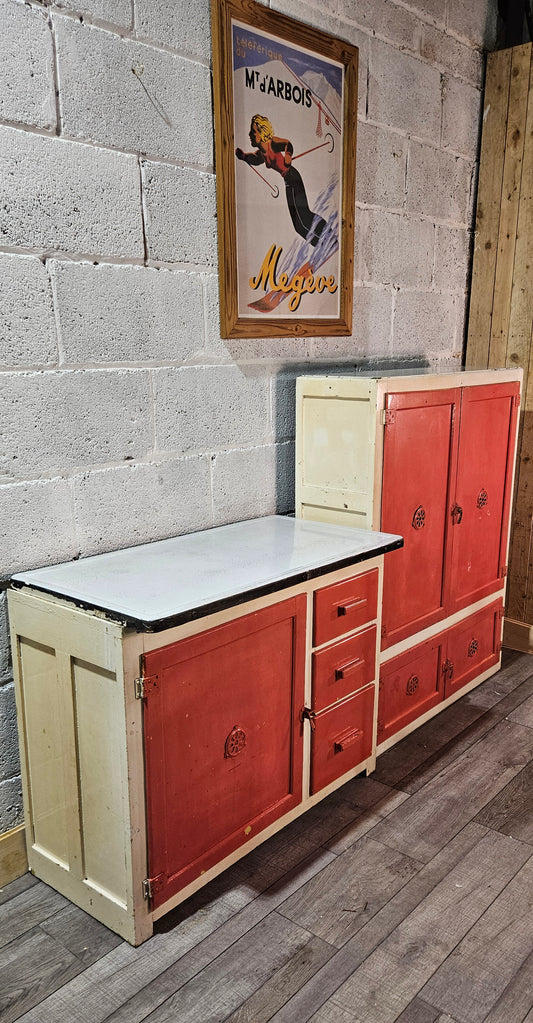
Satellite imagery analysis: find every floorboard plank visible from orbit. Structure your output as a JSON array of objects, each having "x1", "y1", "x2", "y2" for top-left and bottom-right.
[
  {"x1": 278, "y1": 836, "x2": 423, "y2": 948},
  {"x1": 474, "y1": 761, "x2": 533, "y2": 844},
  {"x1": 0, "y1": 881, "x2": 70, "y2": 950},
  {"x1": 370, "y1": 719, "x2": 533, "y2": 862},
  {"x1": 481, "y1": 949, "x2": 533, "y2": 1022},
  {"x1": 41, "y1": 903, "x2": 122, "y2": 965},
  {"x1": 308, "y1": 830, "x2": 530, "y2": 1023},
  {"x1": 0, "y1": 926, "x2": 82, "y2": 1023},
  {"x1": 395, "y1": 997, "x2": 442, "y2": 1022},
  {"x1": 420, "y1": 854, "x2": 533, "y2": 1022},
  {"x1": 507, "y1": 691, "x2": 533, "y2": 728},
  {"x1": 0, "y1": 872, "x2": 38, "y2": 907}
]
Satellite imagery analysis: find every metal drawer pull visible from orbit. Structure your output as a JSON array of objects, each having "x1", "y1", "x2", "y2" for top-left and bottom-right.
[
  {"x1": 451, "y1": 503, "x2": 463, "y2": 525},
  {"x1": 334, "y1": 728, "x2": 361, "y2": 752},
  {"x1": 335, "y1": 657, "x2": 364, "y2": 680},
  {"x1": 337, "y1": 597, "x2": 366, "y2": 616}
]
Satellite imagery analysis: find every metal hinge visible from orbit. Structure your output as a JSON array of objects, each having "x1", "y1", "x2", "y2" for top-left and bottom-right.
[
  {"x1": 300, "y1": 706, "x2": 317, "y2": 732},
  {"x1": 381, "y1": 622, "x2": 387, "y2": 638},
  {"x1": 499, "y1": 564, "x2": 508, "y2": 579},
  {"x1": 381, "y1": 409, "x2": 395, "y2": 426},
  {"x1": 134, "y1": 673, "x2": 159, "y2": 700},
  {"x1": 142, "y1": 873, "x2": 164, "y2": 902},
  {"x1": 513, "y1": 393, "x2": 521, "y2": 408}
]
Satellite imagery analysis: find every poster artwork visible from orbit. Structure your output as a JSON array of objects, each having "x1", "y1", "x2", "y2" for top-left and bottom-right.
[{"x1": 232, "y1": 21, "x2": 344, "y2": 319}]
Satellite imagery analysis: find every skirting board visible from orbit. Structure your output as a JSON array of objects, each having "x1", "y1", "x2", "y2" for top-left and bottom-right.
[
  {"x1": 0, "y1": 825, "x2": 28, "y2": 887},
  {"x1": 503, "y1": 617, "x2": 533, "y2": 655}
]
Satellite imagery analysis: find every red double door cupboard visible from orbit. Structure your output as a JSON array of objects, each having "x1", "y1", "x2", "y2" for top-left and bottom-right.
[{"x1": 296, "y1": 370, "x2": 521, "y2": 751}]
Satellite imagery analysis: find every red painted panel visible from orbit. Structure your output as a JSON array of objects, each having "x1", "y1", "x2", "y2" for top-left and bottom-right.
[
  {"x1": 444, "y1": 600, "x2": 502, "y2": 699},
  {"x1": 378, "y1": 638, "x2": 444, "y2": 744},
  {"x1": 312, "y1": 625, "x2": 376, "y2": 712},
  {"x1": 449, "y1": 383, "x2": 519, "y2": 612},
  {"x1": 314, "y1": 569, "x2": 378, "y2": 647},
  {"x1": 310, "y1": 686, "x2": 374, "y2": 794},
  {"x1": 142, "y1": 595, "x2": 306, "y2": 909},
  {"x1": 381, "y1": 389, "x2": 459, "y2": 649}
]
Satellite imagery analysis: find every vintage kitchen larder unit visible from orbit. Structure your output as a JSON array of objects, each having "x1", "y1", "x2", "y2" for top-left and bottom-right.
[
  {"x1": 8, "y1": 515, "x2": 402, "y2": 945},
  {"x1": 295, "y1": 369, "x2": 521, "y2": 752}
]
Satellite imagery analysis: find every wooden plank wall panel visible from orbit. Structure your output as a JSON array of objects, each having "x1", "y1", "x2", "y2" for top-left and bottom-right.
[{"x1": 466, "y1": 43, "x2": 533, "y2": 636}]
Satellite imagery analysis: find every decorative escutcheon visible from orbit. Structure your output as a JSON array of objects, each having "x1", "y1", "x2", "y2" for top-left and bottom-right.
[
  {"x1": 406, "y1": 674, "x2": 419, "y2": 695},
  {"x1": 477, "y1": 489, "x2": 488, "y2": 509},
  {"x1": 225, "y1": 726, "x2": 246, "y2": 758},
  {"x1": 412, "y1": 505, "x2": 426, "y2": 530},
  {"x1": 468, "y1": 639, "x2": 479, "y2": 658}
]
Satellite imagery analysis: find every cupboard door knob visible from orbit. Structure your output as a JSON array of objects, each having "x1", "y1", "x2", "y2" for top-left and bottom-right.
[
  {"x1": 451, "y1": 503, "x2": 463, "y2": 525},
  {"x1": 335, "y1": 657, "x2": 364, "y2": 680},
  {"x1": 468, "y1": 639, "x2": 479, "y2": 657},
  {"x1": 442, "y1": 658, "x2": 454, "y2": 680},
  {"x1": 406, "y1": 674, "x2": 419, "y2": 695},
  {"x1": 334, "y1": 728, "x2": 361, "y2": 752},
  {"x1": 477, "y1": 489, "x2": 488, "y2": 509},
  {"x1": 412, "y1": 505, "x2": 426, "y2": 530},
  {"x1": 337, "y1": 597, "x2": 366, "y2": 616}
]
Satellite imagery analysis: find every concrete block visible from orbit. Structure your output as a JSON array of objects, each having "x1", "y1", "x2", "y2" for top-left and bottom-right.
[
  {"x1": 0, "y1": 683, "x2": 20, "y2": 785},
  {"x1": 0, "y1": 775, "x2": 23, "y2": 831},
  {"x1": 356, "y1": 122, "x2": 407, "y2": 209},
  {"x1": 368, "y1": 39, "x2": 442, "y2": 144},
  {"x1": 50, "y1": 261, "x2": 206, "y2": 364},
  {"x1": 272, "y1": 372, "x2": 297, "y2": 443},
  {"x1": 0, "y1": 126, "x2": 143, "y2": 258},
  {"x1": 1, "y1": 370, "x2": 153, "y2": 480},
  {"x1": 0, "y1": 0, "x2": 56, "y2": 130},
  {"x1": 54, "y1": 18, "x2": 212, "y2": 166},
  {"x1": 53, "y1": 0, "x2": 132, "y2": 28},
  {"x1": 420, "y1": 25, "x2": 484, "y2": 86},
  {"x1": 271, "y1": 0, "x2": 369, "y2": 117},
  {"x1": 396, "y1": 0, "x2": 444, "y2": 24},
  {"x1": 212, "y1": 441, "x2": 294, "y2": 526},
  {"x1": 142, "y1": 162, "x2": 217, "y2": 266},
  {"x1": 393, "y1": 289, "x2": 460, "y2": 359},
  {"x1": 0, "y1": 479, "x2": 78, "y2": 579},
  {"x1": 0, "y1": 254, "x2": 57, "y2": 367},
  {"x1": 134, "y1": 0, "x2": 210, "y2": 61},
  {"x1": 311, "y1": 286, "x2": 393, "y2": 359},
  {"x1": 153, "y1": 366, "x2": 270, "y2": 454},
  {"x1": 407, "y1": 141, "x2": 472, "y2": 223},
  {"x1": 74, "y1": 458, "x2": 213, "y2": 557},
  {"x1": 446, "y1": 0, "x2": 498, "y2": 49},
  {"x1": 442, "y1": 76, "x2": 482, "y2": 160},
  {"x1": 0, "y1": 594, "x2": 11, "y2": 683},
  {"x1": 434, "y1": 226, "x2": 471, "y2": 291},
  {"x1": 361, "y1": 209, "x2": 434, "y2": 288},
  {"x1": 342, "y1": 0, "x2": 422, "y2": 53}
]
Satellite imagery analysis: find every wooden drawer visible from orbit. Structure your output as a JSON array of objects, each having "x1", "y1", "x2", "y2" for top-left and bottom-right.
[
  {"x1": 444, "y1": 600, "x2": 502, "y2": 698},
  {"x1": 310, "y1": 685, "x2": 374, "y2": 794},
  {"x1": 378, "y1": 639, "x2": 444, "y2": 744},
  {"x1": 312, "y1": 625, "x2": 376, "y2": 712},
  {"x1": 313, "y1": 568, "x2": 378, "y2": 647}
]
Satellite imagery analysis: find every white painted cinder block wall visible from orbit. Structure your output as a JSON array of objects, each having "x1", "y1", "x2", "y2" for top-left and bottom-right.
[{"x1": 0, "y1": 0, "x2": 497, "y2": 835}]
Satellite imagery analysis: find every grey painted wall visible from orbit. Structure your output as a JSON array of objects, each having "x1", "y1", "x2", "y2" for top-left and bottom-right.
[{"x1": 0, "y1": 0, "x2": 497, "y2": 835}]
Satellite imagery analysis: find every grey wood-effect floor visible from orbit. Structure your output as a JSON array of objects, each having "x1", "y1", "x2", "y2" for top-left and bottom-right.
[{"x1": 2, "y1": 651, "x2": 533, "y2": 1023}]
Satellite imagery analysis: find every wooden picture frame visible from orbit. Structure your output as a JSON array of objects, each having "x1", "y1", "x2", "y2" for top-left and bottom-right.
[{"x1": 211, "y1": 0, "x2": 358, "y2": 338}]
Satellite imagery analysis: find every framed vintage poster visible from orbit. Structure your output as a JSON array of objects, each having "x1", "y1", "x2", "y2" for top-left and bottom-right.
[{"x1": 211, "y1": 0, "x2": 358, "y2": 338}]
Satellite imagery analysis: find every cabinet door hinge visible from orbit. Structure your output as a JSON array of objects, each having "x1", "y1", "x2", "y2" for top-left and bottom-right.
[
  {"x1": 381, "y1": 409, "x2": 395, "y2": 427},
  {"x1": 142, "y1": 873, "x2": 164, "y2": 902},
  {"x1": 513, "y1": 393, "x2": 521, "y2": 409},
  {"x1": 499, "y1": 564, "x2": 508, "y2": 579},
  {"x1": 134, "y1": 674, "x2": 159, "y2": 700}
]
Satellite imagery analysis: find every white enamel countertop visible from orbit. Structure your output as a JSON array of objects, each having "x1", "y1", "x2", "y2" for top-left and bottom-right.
[{"x1": 12, "y1": 516, "x2": 403, "y2": 630}]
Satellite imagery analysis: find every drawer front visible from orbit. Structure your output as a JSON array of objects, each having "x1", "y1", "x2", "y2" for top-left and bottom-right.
[
  {"x1": 310, "y1": 686, "x2": 374, "y2": 794},
  {"x1": 314, "y1": 569, "x2": 378, "y2": 647},
  {"x1": 312, "y1": 625, "x2": 376, "y2": 712},
  {"x1": 444, "y1": 600, "x2": 502, "y2": 698},
  {"x1": 378, "y1": 639, "x2": 444, "y2": 744}
]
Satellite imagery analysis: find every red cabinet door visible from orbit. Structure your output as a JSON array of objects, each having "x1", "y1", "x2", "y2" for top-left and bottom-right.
[
  {"x1": 444, "y1": 600, "x2": 503, "y2": 699},
  {"x1": 377, "y1": 637, "x2": 444, "y2": 744},
  {"x1": 449, "y1": 383, "x2": 519, "y2": 612},
  {"x1": 381, "y1": 389, "x2": 459, "y2": 649},
  {"x1": 310, "y1": 685, "x2": 374, "y2": 794},
  {"x1": 142, "y1": 596, "x2": 306, "y2": 909}
]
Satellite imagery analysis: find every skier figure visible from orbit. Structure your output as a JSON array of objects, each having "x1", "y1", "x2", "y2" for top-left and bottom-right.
[{"x1": 236, "y1": 114, "x2": 327, "y2": 247}]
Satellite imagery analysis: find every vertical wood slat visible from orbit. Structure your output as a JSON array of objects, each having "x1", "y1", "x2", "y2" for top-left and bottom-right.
[
  {"x1": 466, "y1": 44, "x2": 533, "y2": 630},
  {"x1": 466, "y1": 49, "x2": 512, "y2": 369},
  {"x1": 489, "y1": 44, "x2": 531, "y2": 368}
]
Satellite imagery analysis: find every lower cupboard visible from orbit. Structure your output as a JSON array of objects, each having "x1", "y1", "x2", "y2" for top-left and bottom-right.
[{"x1": 377, "y1": 599, "x2": 503, "y2": 745}]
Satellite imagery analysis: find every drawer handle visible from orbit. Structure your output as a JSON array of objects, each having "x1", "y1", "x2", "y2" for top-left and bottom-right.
[
  {"x1": 337, "y1": 597, "x2": 367, "y2": 616},
  {"x1": 334, "y1": 728, "x2": 361, "y2": 753},
  {"x1": 335, "y1": 657, "x2": 364, "y2": 680}
]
